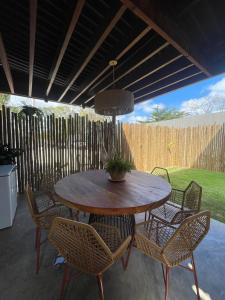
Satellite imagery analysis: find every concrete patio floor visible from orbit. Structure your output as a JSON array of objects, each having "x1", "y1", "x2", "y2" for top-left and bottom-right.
[{"x1": 0, "y1": 197, "x2": 225, "y2": 300}]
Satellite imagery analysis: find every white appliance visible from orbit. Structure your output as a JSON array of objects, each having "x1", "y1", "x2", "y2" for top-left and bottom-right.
[{"x1": 0, "y1": 165, "x2": 17, "y2": 229}]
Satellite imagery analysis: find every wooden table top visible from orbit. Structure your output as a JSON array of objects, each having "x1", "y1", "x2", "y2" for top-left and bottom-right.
[{"x1": 54, "y1": 170, "x2": 171, "y2": 215}]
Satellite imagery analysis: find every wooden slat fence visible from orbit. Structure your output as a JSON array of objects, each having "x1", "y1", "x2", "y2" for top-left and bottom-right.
[
  {"x1": 122, "y1": 123, "x2": 225, "y2": 173},
  {"x1": 0, "y1": 106, "x2": 115, "y2": 192},
  {"x1": 1, "y1": 105, "x2": 225, "y2": 193}
]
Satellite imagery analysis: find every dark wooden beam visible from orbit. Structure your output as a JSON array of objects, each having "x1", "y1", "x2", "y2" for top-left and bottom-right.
[
  {"x1": 46, "y1": 0, "x2": 85, "y2": 96},
  {"x1": 123, "y1": 54, "x2": 182, "y2": 89},
  {"x1": 121, "y1": 0, "x2": 211, "y2": 77},
  {"x1": 133, "y1": 63, "x2": 193, "y2": 94},
  {"x1": 29, "y1": 0, "x2": 37, "y2": 97},
  {"x1": 0, "y1": 33, "x2": 14, "y2": 93},
  {"x1": 58, "y1": 4, "x2": 127, "y2": 102},
  {"x1": 135, "y1": 71, "x2": 202, "y2": 101},
  {"x1": 70, "y1": 26, "x2": 151, "y2": 104},
  {"x1": 84, "y1": 41, "x2": 169, "y2": 104}
]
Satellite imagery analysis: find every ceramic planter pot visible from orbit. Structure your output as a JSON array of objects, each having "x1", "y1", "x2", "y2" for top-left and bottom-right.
[{"x1": 109, "y1": 170, "x2": 126, "y2": 182}]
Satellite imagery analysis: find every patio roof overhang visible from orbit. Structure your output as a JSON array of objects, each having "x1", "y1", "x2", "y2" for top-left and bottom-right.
[{"x1": 0, "y1": 0, "x2": 225, "y2": 107}]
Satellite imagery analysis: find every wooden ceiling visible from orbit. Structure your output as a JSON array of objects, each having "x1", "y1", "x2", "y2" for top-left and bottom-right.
[{"x1": 0, "y1": 0, "x2": 225, "y2": 108}]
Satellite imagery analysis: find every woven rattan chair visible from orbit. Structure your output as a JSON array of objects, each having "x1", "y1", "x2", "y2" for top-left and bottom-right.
[
  {"x1": 48, "y1": 217, "x2": 132, "y2": 300},
  {"x1": 135, "y1": 211, "x2": 210, "y2": 300},
  {"x1": 150, "y1": 181, "x2": 202, "y2": 225},
  {"x1": 151, "y1": 167, "x2": 171, "y2": 183},
  {"x1": 25, "y1": 184, "x2": 75, "y2": 274},
  {"x1": 89, "y1": 214, "x2": 135, "y2": 239}
]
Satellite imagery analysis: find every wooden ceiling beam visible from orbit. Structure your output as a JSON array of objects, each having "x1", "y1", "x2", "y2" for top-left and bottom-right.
[
  {"x1": 46, "y1": 0, "x2": 85, "y2": 96},
  {"x1": 0, "y1": 33, "x2": 14, "y2": 93},
  {"x1": 121, "y1": 0, "x2": 211, "y2": 77},
  {"x1": 135, "y1": 71, "x2": 202, "y2": 101},
  {"x1": 84, "y1": 41, "x2": 169, "y2": 104},
  {"x1": 133, "y1": 63, "x2": 193, "y2": 94},
  {"x1": 29, "y1": 0, "x2": 37, "y2": 97},
  {"x1": 58, "y1": 4, "x2": 127, "y2": 102},
  {"x1": 123, "y1": 54, "x2": 183, "y2": 89},
  {"x1": 70, "y1": 26, "x2": 151, "y2": 104}
]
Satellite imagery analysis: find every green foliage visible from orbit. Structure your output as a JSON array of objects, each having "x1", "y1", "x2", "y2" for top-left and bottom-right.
[
  {"x1": 105, "y1": 154, "x2": 133, "y2": 173},
  {"x1": 18, "y1": 105, "x2": 44, "y2": 119},
  {"x1": 0, "y1": 93, "x2": 10, "y2": 106},
  {"x1": 140, "y1": 107, "x2": 188, "y2": 123},
  {"x1": 168, "y1": 167, "x2": 225, "y2": 223}
]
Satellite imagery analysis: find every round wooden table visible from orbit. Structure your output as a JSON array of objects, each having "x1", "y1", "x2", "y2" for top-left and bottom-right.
[{"x1": 54, "y1": 170, "x2": 171, "y2": 216}]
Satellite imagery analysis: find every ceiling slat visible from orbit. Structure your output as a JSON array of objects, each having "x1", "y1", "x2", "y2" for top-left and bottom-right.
[
  {"x1": 135, "y1": 71, "x2": 202, "y2": 101},
  {"x1": 123, "y1": 54, "x2": 183, "y2": 89},
  {"x1": 46, "y1": 0, "x2": 86, "y2": 96},
  {"x1": 29, "y1": 0, "x2": 37, "y2": 97},
  {"x1": 133, "y1": 64, "x2": 194, "y2": 94},
  {"x1": 121, "y1": 0, "x2": 211, "y2": 77},
  {"x1": 70, "y1": 26, "x2": 151, "y2": 104},
  {"x1": 85, "y1": 41, "x2": 169, "y2": 104},
  {"x1": 0, "y1": 33, "x2": 14, "y2": 93},
  {"x1": 58, "y1": 4, "x2": 127, "y2": 102}
]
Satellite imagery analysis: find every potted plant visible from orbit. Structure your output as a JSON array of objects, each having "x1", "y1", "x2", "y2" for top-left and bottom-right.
[
  {"x1": 105, "y1": 154, "x2": 133, "y2": 182},
  {"x1": 0, "y1": 144, "x2": 22, "y2": 165}
]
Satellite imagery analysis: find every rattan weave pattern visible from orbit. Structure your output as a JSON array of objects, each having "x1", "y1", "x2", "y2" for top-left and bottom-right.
[
  {"x1": 25, "y1": 184, "x2": 72, "y2": 229},
  {"x1": 49, "y1": 217, "x2": 132, "y2": 275},
  {"x1": 150, "y1": 181, "x2": 202, "y2": 225},
  {"x1": 89, "y1": 214, "x2": 135, "y2": 240},
  {"x1": 135, "y1": 211, "x2": 210, "y2": 267},
  {"x1": 151, "y1": 167, "x2": 171, "y2": 183}
]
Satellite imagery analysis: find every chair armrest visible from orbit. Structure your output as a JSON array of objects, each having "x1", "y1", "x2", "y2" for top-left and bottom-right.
[
  {"x1": 112, "y1": 236, "x2": 132, "y2": 260},
  {"x1": 135, "y1": 219, "x2": 177, "y2": 232},
  {"x1": 172, "y1": 188, "x2": 185, "y2": 193},
  {"x1": 171, "y1": 209, "x2": 197, "y2": 224},
  {"x1": 166, "y1": 201, "x2": 182, "y2": 209}
]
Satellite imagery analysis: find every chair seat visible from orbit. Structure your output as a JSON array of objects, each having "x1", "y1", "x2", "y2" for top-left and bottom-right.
[
  {"x1": 151, "y1": 202, "x2": 189, "y2": 224},
  {"x1": 136, "y1": 219, "x2": 176, "y2": 248},
  {"x1": 38, "y1": 204, "x2": 72, "y2": 229},
  {"x1": 91, "y1": 223, "x2": 123, "y2": 252},
  {"x1": 89, "y1": 214, "x2": 135, "y2": 240},
  {"x1": 91, "y1": 222, "x2": 132, "y2": 262}
]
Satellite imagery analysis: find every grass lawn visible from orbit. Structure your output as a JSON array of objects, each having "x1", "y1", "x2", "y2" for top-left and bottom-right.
[{"x1": 167, "y1": 168, "x2": 225, "y2": 223}]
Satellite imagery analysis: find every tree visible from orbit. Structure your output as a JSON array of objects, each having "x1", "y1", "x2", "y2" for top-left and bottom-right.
[
  {"x1": 140, "y1": 107, "x2": 188, "y2": 123},
  {"x1": 0, "y1": 93, "x2": 10, "y2": 106}
]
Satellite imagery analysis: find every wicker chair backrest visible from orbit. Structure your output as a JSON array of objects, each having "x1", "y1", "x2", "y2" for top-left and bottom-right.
[
  {"x1": 49, "y1": 217, "x2": 114, "y2": 275},
  {"x1": 151, "y1": 167, "x2": 170, "y2": 183},
  {"x1": 163, "y1": 211, "x2": 210, "y2": 267},
  {"x1": 184, "y1": 181, "x2": 202, "y2": 210}
]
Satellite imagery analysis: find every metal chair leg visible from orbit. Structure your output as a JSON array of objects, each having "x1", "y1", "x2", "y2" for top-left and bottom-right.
[
  {"x1": 161, "y1": 264, "x2": 166, "y2": 285},
  {"x1": 191, "y1": 254, "x2": 200, "y2": 300},
  {"x1": 35, "y1": 227, "x2": 39, "y2": 249},
  {"x1": 164, "y1": 266, "x2": 170, "y2": 300},
  {"x1": 121, "y1": 237, "x2": 134, "y2": 270},
  {"x1": 60, "y1": 264, "x2": 70, "y2": 300},
  {"x1": 36, "y1": 227, "x2": 41, "y2": 274},
  {"x1": 97, "y1": 273, "x2": 104, "y2": 300}
]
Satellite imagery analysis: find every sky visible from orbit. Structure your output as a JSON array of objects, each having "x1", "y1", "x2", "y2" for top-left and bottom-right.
[
  {"x1": 8, "y1": 72, "x2": 225, "y2": 123},
  {"x1": 119, "y1": 72, "x2": 225, "y2": 123}
]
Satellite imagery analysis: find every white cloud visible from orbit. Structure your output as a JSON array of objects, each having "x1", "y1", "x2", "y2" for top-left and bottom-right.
[
  {"x1": 118, "y1": 111, "x2": 148, "y2": 123},
  {"x1": 118, "y1": 100, "x2": 167, "y2": 123},
  {"x1": 181, "y1": 77, "x2": 225, "y2": 114},
  {"x1": 136, "y1": 101, "x2": 165, "y2": 113}
]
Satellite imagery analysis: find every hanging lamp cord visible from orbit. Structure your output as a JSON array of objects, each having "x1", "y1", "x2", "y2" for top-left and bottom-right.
[{"x1": 112, "y1": 64, "x2": 115, "y2": 88}]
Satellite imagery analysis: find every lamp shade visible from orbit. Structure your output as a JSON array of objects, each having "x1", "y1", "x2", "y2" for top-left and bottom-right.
[{"x1": 94, "y1": 89, "x2": 134, "y2": 116}]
